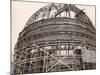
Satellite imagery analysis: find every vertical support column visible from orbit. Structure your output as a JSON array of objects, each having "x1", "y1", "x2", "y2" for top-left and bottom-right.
[
  {"x1": 43, "y1": 33, "x2": 46, "y2": 72},
  {"x1": 45, "y1": 41, "x2": 47, "y2": 72},
  {"x1": 58, "y1": 39, "x2": 60, "y2": 71}
]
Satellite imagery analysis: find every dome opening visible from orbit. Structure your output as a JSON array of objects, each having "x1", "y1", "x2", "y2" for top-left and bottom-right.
[{"x1": 26, "y1": 3, "x2": 93, "y2": 27}]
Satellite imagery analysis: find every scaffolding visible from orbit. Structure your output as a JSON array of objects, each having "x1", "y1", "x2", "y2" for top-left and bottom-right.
[{"x1": 12, "y1": 3, "x2": 96, "y2": 75}]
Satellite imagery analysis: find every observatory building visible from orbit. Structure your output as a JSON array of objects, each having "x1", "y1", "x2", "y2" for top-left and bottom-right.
[{"x1": 13, "y1": 3, "x2": 96, "y2": 74}]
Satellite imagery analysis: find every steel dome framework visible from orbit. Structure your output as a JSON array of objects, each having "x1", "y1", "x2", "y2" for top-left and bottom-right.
[{"x1": 13, "y1": 3, "x2": 96, "y2": 74}]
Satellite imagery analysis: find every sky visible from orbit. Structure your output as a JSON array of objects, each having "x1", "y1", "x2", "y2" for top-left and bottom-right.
[{"x1": 12, "y1": 1, "x2": 96, "y2": 56}]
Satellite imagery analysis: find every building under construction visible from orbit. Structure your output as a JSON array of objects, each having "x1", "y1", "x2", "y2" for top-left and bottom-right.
[{"x1": 13, "y1": 3, "x2": 96, "y2": 74}]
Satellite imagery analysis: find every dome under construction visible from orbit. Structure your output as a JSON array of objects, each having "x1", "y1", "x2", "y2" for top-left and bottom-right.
[{"x1": 13, "y1": 3, "x2": 96, "y2": 74}]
